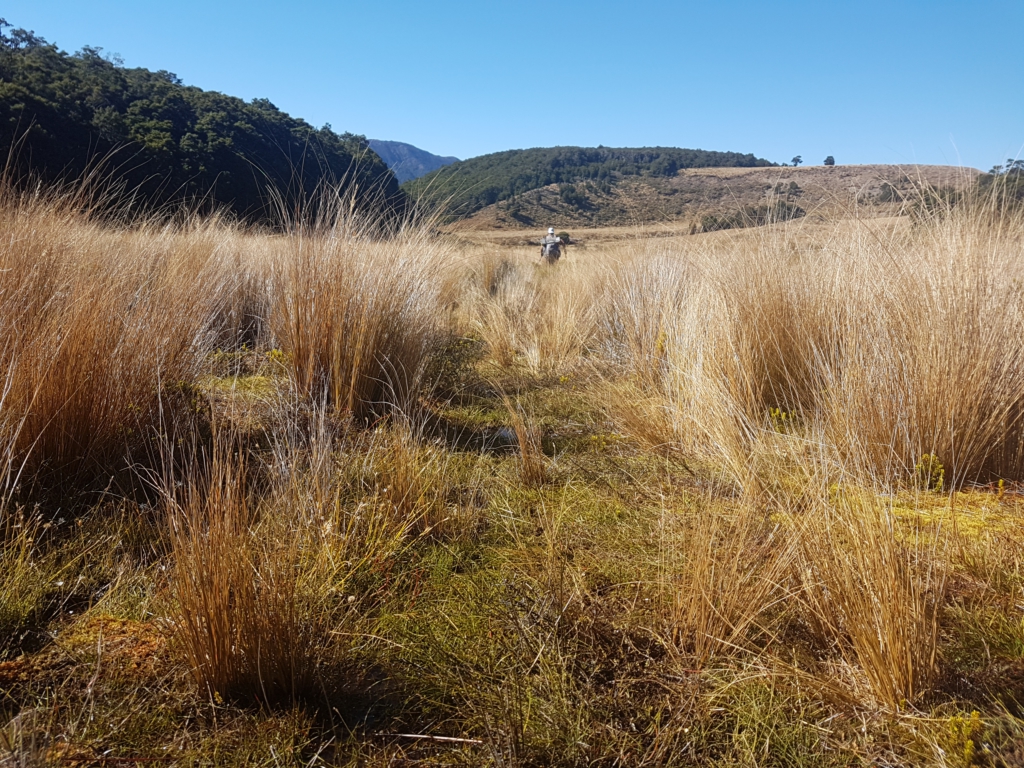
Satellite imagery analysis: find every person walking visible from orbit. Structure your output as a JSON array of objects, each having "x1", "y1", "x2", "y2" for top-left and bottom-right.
[{"x1": 539, "y1": 227, "x2": 564, "y2": 265}]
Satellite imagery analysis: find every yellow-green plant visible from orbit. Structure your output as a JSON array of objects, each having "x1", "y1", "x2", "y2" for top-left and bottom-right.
[
  {"x1": 915, "y1": 453, "x2": 945, "y2": 492},
  {"x1": 0, "y1": 509, "x2": 49, "y2": 657},
  {"x1": 768, "y1": 407, "x2": 796, "y2": 434}
]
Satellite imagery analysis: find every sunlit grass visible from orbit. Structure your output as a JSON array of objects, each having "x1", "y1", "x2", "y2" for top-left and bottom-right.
[{"x1": 3, "y1": 183, "x2": 1024, "y2": 765}]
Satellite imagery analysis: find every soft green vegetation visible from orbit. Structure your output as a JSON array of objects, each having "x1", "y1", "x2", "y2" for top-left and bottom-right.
[
  {"x1": 0, "y1": 20, "x2": 406, "y2": 222},
  {"x1": 404, "y1": 145, "x2": 775, "y2": 219}
]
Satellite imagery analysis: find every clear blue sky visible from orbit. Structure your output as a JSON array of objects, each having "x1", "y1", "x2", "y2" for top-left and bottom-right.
[{"x1": 4, "y1": 0, "x2": 1021, "y2": 169}]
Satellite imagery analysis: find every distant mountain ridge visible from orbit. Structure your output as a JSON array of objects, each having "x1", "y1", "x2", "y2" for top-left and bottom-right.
[
  {"x1": 368, "y1": 139, "x2": 458, "y2": 183},
  {"x1": 403, "y1": 145, "x2": 776, "y2": 219}
]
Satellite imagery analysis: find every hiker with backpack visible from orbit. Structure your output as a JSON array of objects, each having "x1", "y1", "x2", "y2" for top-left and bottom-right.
[{"x1": 539, "y1": 227, "x2": 564, "y2": 265}]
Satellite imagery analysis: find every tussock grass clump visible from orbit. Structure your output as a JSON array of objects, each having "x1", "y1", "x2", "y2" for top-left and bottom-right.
[
  {"x1": 815, "y1": 211, "x2": 1024, "y2": 485},
  {"x1": 0, "y1": 188, "x2": 232, "y2": 490},
  {"x1": 664, "y1": 498, "x2": 797, "y2": 665},
  {"x1": 270, "y1": 209, "x2": 453, "y2": 420},
  {"x1": 469, "y1": 255, "x2": 601, "y2": 376},
  {"x1": 357, "y1": 418, "x2": 483, "y2": 538},
  {"x1": 597, "y1": 245, "x2": 695, "y2": 387},
  {"x1": 598, "y1": 206, "x2": 1024, "y2": 490},
  {"x1": 166, "y1": 434, "x2": 313, "y2": 704},
  {"x1": 501, "y1": 395, "x2": 548, "y2": 487},
  {"x1": 167, "y1": 406, "x2": 453, "y2": 705},
  {"x1": 796, "y1": 489, "x2": 944, "y2": 708}
]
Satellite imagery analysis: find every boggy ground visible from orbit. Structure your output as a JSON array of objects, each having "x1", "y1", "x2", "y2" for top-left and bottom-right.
[
  {"x1": 12, "y1": 359, "x2": 1024, "y2": 767},
  {"x1": 3, "y1": 188, "x2": 1024, "y2": 767}
]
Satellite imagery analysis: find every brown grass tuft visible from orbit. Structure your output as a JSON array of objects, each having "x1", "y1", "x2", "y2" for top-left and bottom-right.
[
  {"x1": 166, "y1": 433, "x2": 315, "y2": 704},
  {"x1": 269, "y1": 208, "x2": 453, "y2": 420},
  {"x1": 501, "y1": 394, "x2": 548, "y2": 488},
  {"x1": 0, "y1": 187, "x2": 231, "y2": 491}
]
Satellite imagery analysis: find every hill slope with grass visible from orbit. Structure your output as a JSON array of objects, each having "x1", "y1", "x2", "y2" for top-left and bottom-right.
[
  {"x1": 404, "y1": 145, "x2": 776, "y2": 219},
  {"x1": 0, "y1": 20, "x2": 407, "y2": 222},
  {"x1": 446, "y1": 163, "x2": 982, "y2": 230},
  {"x1": 368, "y1": 139, "x2": 459, "y2": 183}
]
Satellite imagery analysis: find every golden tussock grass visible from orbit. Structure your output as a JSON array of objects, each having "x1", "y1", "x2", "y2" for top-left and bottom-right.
[
  {"x1": 0, "y1": 187, "x2": 233, "y2": 491},
  {"x1": 5, "y1": 179, "x2": 1024, "y2": 764},
  {"x1": 588, "y1": 207, "x2": 1024, "y2": 490},
  {"x1": 662, "y1": 496, "x2": 797, "y2": 666},
  {"x1": 165, "y1": 413, "x2": 415, "y2": 705},
  {"x1": 465, "y1": 251, "x2": 600, "y2": 376},
  {"x1": 269, "y1": 201, "x2": 455, "y2": 420},
  {"x1": 501, "y1": 392, "x2": 548, "y2": 487},
  {"x1": 466, "y1": 201, "x2": 1020, "y2": 711}
]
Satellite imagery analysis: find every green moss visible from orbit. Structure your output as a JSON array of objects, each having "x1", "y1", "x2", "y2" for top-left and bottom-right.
[
  {"x1": 708, "y1": 677, "x2": 856, "y2": 767},
  {"x1": 435, "y1": 401, "x2": 509, "y2": 430},
  {"x1": 945, "y1": 606, "x2": 1024, "y2": 670}
]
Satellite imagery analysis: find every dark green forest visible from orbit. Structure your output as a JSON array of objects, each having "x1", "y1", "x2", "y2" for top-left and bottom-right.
[
  {"x1": 0, "y1": 20, "x2": 406, "y2": 222},
  {"x1": 404, "y1": 145, "x2": 776, "y2": 218}
]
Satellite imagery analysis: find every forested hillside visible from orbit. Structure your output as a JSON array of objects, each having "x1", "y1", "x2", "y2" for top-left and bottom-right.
[
  {"x1": 0, "y1": 20, "x2": 406, "y2": 222},
  {"x1": 404, "y1": 145, "x2": 775, "y2": 217}
]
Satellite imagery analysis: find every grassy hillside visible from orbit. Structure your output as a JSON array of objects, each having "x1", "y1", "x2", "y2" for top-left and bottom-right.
[
  {"x1": 0, "y1": 20, "x2": 406, "y2": 222},
  {"x1": 3, "y1": 179, "x2": 1024, "y2": 764},
  {"x1": 450, "y1": 164, "x2": 983, "y2": 231},
  {"x1": 404, "y1": 145, "x2": 775, "y2": 219}
]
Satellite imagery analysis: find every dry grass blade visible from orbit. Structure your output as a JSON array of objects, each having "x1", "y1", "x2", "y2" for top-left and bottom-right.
[
  {"x1": 0, "y1": 185, "x2": 231, "y2": 490},
  {"x1": 664, "y1": 498, "x2": 796, "y2": 665},
  {"x1": 166, "y1": 432, "x2": 312, "y2": 704},
  {"x1": 270, "y1": 199, "x2": 452, "y2": 420},
  {"x1": 470, "y1": 257, "x2": 600, "y2": 376},
  {"x1": 500, "y1": 394, "x2": 547, "y2": 488},
  {"x1": 359, "y1": 418, "x2": 473, "y2": 538},
  {"x1": 795, "y1": 488, "x2": 945, "y2": 709}
]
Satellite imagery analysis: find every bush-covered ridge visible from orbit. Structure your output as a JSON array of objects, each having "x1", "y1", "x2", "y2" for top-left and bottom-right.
[
  {"x1": 404, "y1": 145, "x2": 776, "y2": 217},
  {"x1": 0, "y1": 20, "x2": 407, "y2": 222}
]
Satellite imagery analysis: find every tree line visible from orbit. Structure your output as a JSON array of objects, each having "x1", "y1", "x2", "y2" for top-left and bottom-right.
[
  {"x1": 405, "y1": 145, "x2": 776, "y2": 218},
  {"x1": 0, "y1": 20, "x2": 407, "y2": 223}
]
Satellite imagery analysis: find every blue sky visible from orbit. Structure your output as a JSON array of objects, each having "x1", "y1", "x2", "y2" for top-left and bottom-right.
[{"x1": 4, "y1": 0, "x2": 1021, "y2": 169}]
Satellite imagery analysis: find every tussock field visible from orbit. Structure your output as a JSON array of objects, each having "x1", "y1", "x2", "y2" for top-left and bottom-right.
[{"x1": 2, "y1": 183, "x2": 1024, "y2": 767}]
